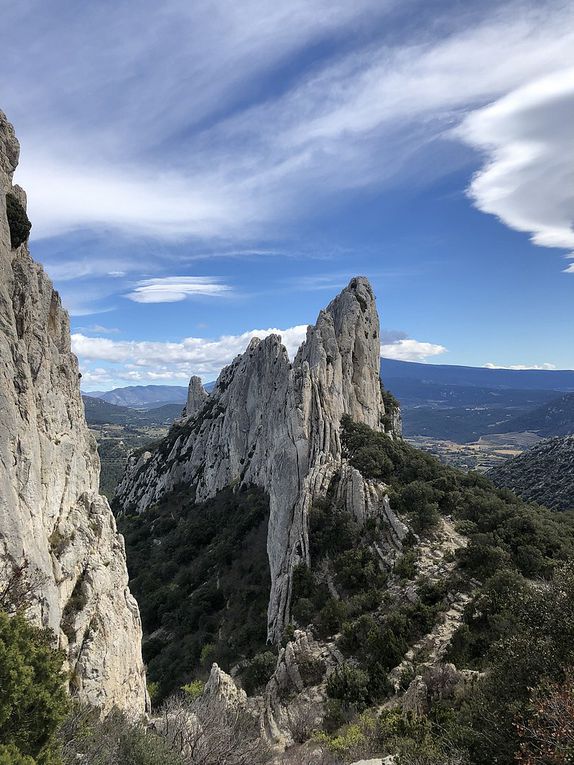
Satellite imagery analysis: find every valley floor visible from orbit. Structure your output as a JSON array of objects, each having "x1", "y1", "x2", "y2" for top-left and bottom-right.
[{"x1": 407, "y1": 431, "x2": 542, "y2": 472}]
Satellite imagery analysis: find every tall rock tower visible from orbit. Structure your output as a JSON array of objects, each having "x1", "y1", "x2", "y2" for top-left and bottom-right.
[
  {"x1": 0, "y1": 110, "x2": 147, "y2": 714},
  {"x1": 117, "y1": 276, "x2": 403, "y2": 642}
]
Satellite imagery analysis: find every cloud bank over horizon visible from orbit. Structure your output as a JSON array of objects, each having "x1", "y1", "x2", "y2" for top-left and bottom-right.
[{"x1": 74, "y1": 326, "x2": 447, "y2": 388}]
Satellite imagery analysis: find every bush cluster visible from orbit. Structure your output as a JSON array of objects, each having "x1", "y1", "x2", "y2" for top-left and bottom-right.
[
  {"x1": 5, "y1": 193, "x2": 31, "y2": 249},
  {"x1": 0, "y1": 611, "x2": 68, "y2": 765}
]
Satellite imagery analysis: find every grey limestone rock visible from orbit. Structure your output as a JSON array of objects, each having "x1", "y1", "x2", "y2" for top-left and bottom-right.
[
  {"x1": 0, "y1": 109, "x2": 147, "y2": 715},
  {"x1": 116, "y1": 276, "x2": 402, "y2": 641},
  {"x1": 182, "y1": 375, "x2": 208, "y2": 419}
]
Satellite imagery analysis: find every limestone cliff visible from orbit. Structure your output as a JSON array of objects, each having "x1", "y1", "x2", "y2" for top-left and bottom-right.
[
  {"x1": 0, "y1": 110, "x2": 147, "y2": 714},
  {"x1": 117, "y1": 276, "x2": 405, "y2": 641}
]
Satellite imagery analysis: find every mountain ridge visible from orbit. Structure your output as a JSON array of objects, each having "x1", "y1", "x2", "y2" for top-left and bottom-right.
[{"x1": 489, "y1": 434, "x2": 574, "y2": 510}]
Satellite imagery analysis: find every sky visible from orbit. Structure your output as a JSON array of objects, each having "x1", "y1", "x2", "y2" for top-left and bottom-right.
[{"x1": 1, "y1": 0, "x2": 574, "y2": 389}]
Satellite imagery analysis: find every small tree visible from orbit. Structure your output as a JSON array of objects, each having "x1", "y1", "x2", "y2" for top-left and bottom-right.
[
  {"x1": 0, "y1": 611, "x2": 69, "y2": 765},
  {"x1": 242, "y1": 651, "x2": 277, "y2": 695}
]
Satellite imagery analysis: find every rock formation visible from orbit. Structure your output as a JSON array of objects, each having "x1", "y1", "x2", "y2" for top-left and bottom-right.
[
  {"x1": 182, "y1": 375, "x2": 208, "y2": 419},
  {"x1": 0, "y1": 109, "x2": 147, "y2": 714},
  {"x1": 117, "y1": 276, "x2": 405, "y2": 641},
  {"x1": 262, "y1": 629, "x2": 338, "y2": 748}
]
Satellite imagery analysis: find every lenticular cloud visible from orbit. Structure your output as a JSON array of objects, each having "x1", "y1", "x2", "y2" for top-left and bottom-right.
[{"x1": 459, "y1": 68, "x2": 574, "y2": 257}]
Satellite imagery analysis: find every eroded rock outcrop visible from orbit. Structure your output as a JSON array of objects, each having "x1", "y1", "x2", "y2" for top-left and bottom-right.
[
  {"x1": 117, "y1": 276, "x2": 403, "y2": 640},
  {"x1": 0, "y1": 110, "x2": 146, "y2": 714},
  {"x1": 182, "y1": 375, "x2": 208, "y2": 419},
  {"x1": 263, "y1": 629, "x2": 339, "y2": 748}
]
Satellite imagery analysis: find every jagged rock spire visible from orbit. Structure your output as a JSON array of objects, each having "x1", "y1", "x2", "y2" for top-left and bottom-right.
[
  {"x1": 116, "y1": 275, "x2": 404, "y2": 641},
  {"x1": 182, "y1": 375, "x2": 208, "y2": 419}
]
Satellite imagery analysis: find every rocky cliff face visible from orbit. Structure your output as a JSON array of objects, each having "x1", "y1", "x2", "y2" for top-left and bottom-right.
[
  {"x1": 117, "y1": 276, "x2": 405, "y2": 641},
  {"x1": 0, "y1": 110, "x2": 147, "y2": 714}
]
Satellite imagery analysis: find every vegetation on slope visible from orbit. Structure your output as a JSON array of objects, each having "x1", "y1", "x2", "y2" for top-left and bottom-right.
[
  {"x1": 0, "y1": 612, "x2": 68, "y2": 764},
  {"x1": 497, "y1": 392, "x2": 574, "y2": 437},
  {"x1": 118, "y1": 485, "x2": 271, "y2": 701},
  {"x1": 301, "y1": 416, "x2": 574, "y2": 763},
  {"x1": 489, "y1": 434, "x2": 574, "y2": 511},
  {"x1": 5, "y1": 407, "x2": 574, "y2": 763}
]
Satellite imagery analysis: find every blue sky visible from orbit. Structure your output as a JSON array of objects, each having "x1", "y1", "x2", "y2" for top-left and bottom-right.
[{"x1": 2, "y1": 0, "x2": 574, "y2": 388}]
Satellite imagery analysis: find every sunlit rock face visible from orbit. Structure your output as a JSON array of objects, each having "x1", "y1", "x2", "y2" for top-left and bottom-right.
[
  {"x1": 182, "y1": 375, "x2": 208, "y2": 419},
  {"x1": 0, "y1": 109, "x2": 147, "y2": 715},
  {"x1": 117, "y1": 275, "x2": 402, "y2": 641}
]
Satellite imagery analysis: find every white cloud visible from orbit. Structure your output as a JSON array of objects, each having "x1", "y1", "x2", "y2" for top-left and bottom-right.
[
  {"x1": 72, "y1": 325, "x2": 309, "y2": 379},
  {"x1": 381, "y1": 339, "x2": 447, "y2": 362},
  {"x1": 483, "y1": 362, "x2": 557, "y2": 370},
  {"x1": 459, "y1": 67, "x2": 574, "y2": 256},
  {"x1": 125, "y1": 276, "x2": 232, "y2": 303},
  {"x1": 73, "y1": 324, "x2": 446, "y2": 386}
]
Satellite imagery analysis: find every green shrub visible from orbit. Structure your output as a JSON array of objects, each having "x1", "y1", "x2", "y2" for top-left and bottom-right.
[
  {"x1": 298, "y1": 655, "x2": 326, "y2": 686},
  {"x1": 315, "y1": 598, "x2": 348, "y2": 638},
  {"x1": 309, "y1": 506, "x2": 358, "y2": 560},
  {"x1": 333, "y1": 548, "x2": 387, "y2": 594},
  {"x1": 292, "y1": 596, "x2": 315, "y2": 625},
  {"x1": 351, "y1": 445, "x2": 394, "y2": 481},
  {"x1": 181, "y1": 679, "x2": 204, "y2": 700},
  {"x1": 0, "y1": 611, "x2": 68, "y2": 765},
  {"x1": 394, "y1": 550, "x2": 417, "y2": 580},
  {"x1": 60, "y1": 705, "x2": 184, "y2": 765},
  {"x1": 0, "y1": 744, "x2": 35, "y2": 765},
  {"x1": 6, "y1": 193, "x2": 31, "y2": 249},
  {"x1": 241, "y1": 651, "x2": 277, "y2": 695},
  {"x1": 326, "y1": 663, "x2": 370, "y2": 708}
]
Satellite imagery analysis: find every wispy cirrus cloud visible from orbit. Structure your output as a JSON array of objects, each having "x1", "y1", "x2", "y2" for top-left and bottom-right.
[
  {"x1": 3, "y1": 0, "x2": 573, "y2": 259},
  {"x1": 75, "y1": 324, "x2": 120, "y2": 335},
  {"x1": 124, "y1": 276, "x2": 233, "y2": 304}
]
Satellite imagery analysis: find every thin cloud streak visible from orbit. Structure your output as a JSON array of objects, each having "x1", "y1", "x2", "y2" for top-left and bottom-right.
[
  {"x1": 125, "y1": 276, "x2": 233, "y2": 303},
  {"x1": 483, "y1": 362, "x2": 557, "y2": 370}
]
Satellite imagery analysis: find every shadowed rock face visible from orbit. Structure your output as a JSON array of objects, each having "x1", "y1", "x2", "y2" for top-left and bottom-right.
[
  {"x1": 0, "y1": 110, "x2": 147, "y2": 715},
  {"x1": 117, "y1": 276, "x2": 403, "y2": 641}
]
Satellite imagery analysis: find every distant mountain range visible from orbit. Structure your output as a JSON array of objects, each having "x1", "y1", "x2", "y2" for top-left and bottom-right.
[
  {"x1": 82, "y1": 395, "x2": 183, "y2": 426},
  {"x1": 380, "y1": 359, "x2": 574, "y2": 443},
  {"x1": 84, "y1": 384, "x2": 188, "y2": 408},
  {"x1": 83, "y1": 360, "x2": 574, "y2": 444},
  {"x1": 380, "y1": 358, "x2": 574, "y2": 391},
  {"x1": 494, "y1": 393, "x2": 574, "y2": 438}
]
